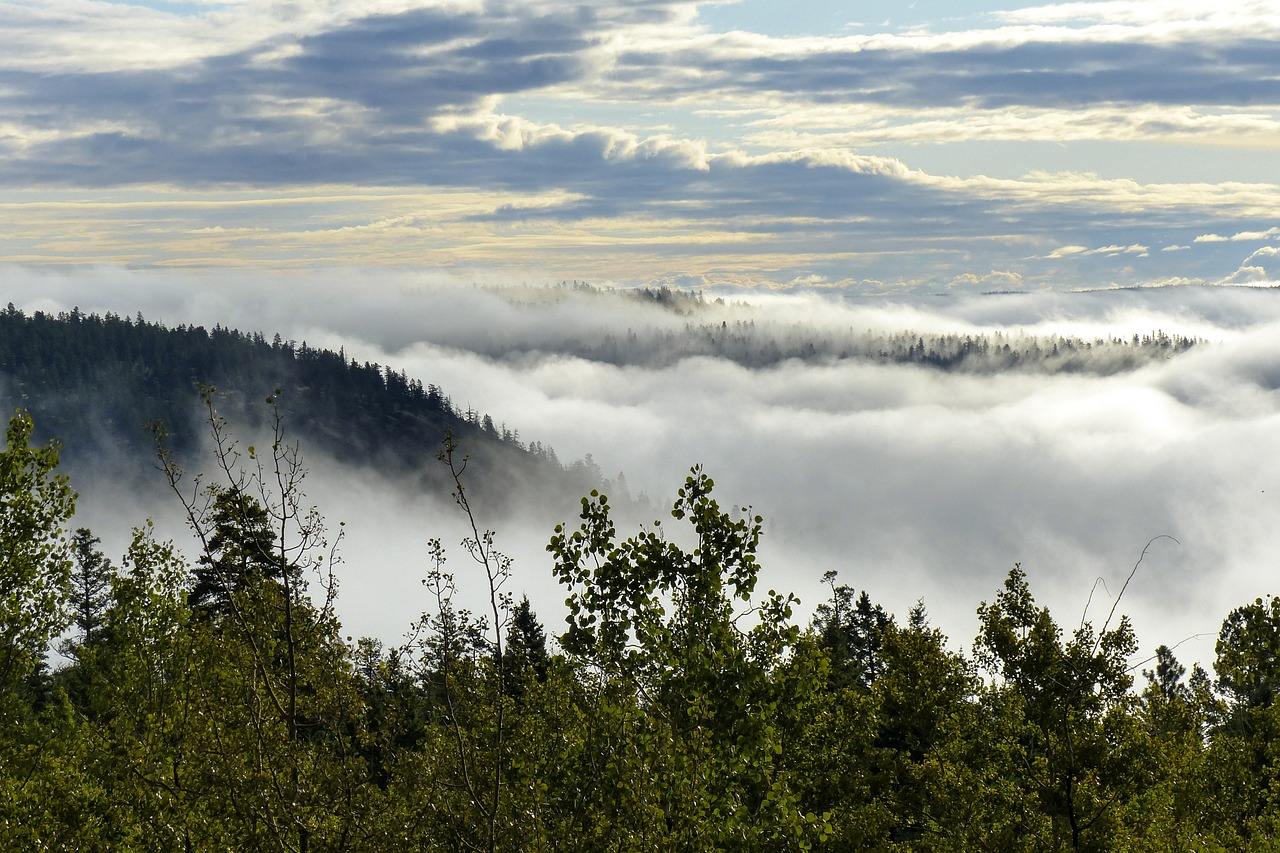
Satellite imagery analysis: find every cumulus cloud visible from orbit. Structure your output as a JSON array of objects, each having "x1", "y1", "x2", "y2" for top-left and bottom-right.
[
  {"x1": 947, "y1": 270, "x2": 1025, "y2": 292},
  {"x1": 1092, "y1": 244, "x2": 1148, "y2": 255},
  {"x1": 1196, "y1": 227, "x2": 1280, "y2": 243},
  {"x1": 1219, "y1": 246, "x2": 1280, "y2": 285}
]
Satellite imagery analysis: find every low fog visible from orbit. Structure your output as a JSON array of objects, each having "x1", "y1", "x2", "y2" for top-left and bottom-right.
[{"x1": 13, "y1": 266, "x2": 1280, "y2": 671}]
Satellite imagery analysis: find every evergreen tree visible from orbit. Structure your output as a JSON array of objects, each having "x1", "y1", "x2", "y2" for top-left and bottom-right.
[
  {"x1": 812, "y1": 570, "x2": 892, "y2": 692},
  {"x1": 501, "y1": 595, "x2": 549, "y2": 694},
  {"x1": 188, "y1": 485, "x2": 278, "y2": 616},
  {"x1": 68, "y1": 527, "x2": 112, "y2": 646}
]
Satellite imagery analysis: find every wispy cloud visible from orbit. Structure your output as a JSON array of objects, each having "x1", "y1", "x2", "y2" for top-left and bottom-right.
[
  {"x1": 3, "y1": 1, "x2": 1280, "y2": 286},
  {"x1": 1195, "y1": 227, "x2": 1280, "y2": 243}
]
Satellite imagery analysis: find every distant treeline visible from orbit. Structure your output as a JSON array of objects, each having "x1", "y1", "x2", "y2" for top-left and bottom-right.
[
  {"x1": 856, "y1": 328, "x2": 1199, "y2": 372},
  {"x1": 464, "y1": 284, "x2": 1204, "y2": 373},
  {"x1": 559, "y1": 323, "x2": 1202, "y2": 373}
]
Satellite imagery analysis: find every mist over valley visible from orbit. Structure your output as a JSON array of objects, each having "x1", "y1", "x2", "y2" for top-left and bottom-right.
[{"x1": 7, "y1": 270, "x2": 1280, "y2": 670}]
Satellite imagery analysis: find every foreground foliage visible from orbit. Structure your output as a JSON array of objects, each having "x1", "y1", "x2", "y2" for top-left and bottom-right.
[{"x1": 2, "y1": 403, "x2": 1278, "y2": 851}]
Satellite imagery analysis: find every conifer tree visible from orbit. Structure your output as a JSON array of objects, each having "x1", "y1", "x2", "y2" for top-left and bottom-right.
[{"x1": 68, "y1": 528, "x2": 112, "y2": 646}]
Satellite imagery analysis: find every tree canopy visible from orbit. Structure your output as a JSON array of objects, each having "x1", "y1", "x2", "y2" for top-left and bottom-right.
[{"x1": 0, "y1": 397, "x2": 1278, "y2": 850}]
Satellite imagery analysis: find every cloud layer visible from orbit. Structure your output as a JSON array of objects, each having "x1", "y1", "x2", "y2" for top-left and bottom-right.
[
  {"x1": 3, "y1": 0, "x2": 1280, "y2": 289},
  {"x1": 16, "y1": 268, "x2": 1280, "y2": 670}
]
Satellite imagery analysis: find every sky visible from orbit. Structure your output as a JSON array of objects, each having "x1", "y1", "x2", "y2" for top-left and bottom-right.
[
  {"x1": 4, "y1": 0, "x2": 1280, "y2": 289},
  {"x1": 7, "y1": 0, "x2": 1280, "y2": 670}
]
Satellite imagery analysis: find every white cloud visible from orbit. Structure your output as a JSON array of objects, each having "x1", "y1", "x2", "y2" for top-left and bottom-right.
[
  {"x1": 947, "y1": 270, "x2": 1024, "y2": 292},
  {"x1": 1229, "y1": 227, "x2": 1280, "y2": 241},
  {"x1": 1218, "y1": 245, "x2": 1280, "y2": 285},
  {"x1": 1046, "y1": 242, "x2": 1149, "y2": 259},
  {"x1": 16, "y1": 269, "x2": 1280, "y2": 670},
  {"x1": 434, "y1": 110, "x2": 713, "y2": 170},
  {"x1": 1088, "y1": 243, "x2": 1148, "y2": 255},
  {"x1": 1049, "y1": 245, "x2": 1090, "y2": 257},
  {"x1": 998, "y1": 0, "x2": 1280, "y2": 29},
  {"x1": 1195, "y1": 227, "x2": 1280, "y2": 243},
  {"x1": 742, "y1": 104, "x2": 1280, "y2": 148}
]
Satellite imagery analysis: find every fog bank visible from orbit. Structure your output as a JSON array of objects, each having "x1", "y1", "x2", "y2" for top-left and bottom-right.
[{"x1": 12, "y1": 266, "x2": 1280, "y2": 669}]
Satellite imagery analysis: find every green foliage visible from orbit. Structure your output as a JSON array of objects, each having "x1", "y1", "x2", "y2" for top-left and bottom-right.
[
  {"x1": 0, "y1": 410, "x2": 76, "y2": 695},
  {"x1": 975, "y1": 564, "x2": 1143, "y2": 851},
  {"x1": 13, "y1": 396, "x2": 1280, "y2": 849},
  {"x1": 549, "y1": 468, "x2": 818, "y2": 848},
  {"x1": 1216, "y1": 595, "x2": 1280, "y2": 716}
]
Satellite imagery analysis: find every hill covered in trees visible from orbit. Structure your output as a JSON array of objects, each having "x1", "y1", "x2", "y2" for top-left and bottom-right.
[{"x1": 0, "y1": 303, "x2": 604, "y2": 509}]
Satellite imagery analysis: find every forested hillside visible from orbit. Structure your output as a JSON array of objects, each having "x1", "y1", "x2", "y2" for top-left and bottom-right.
[
  {"x1": 0, "y1": 304, "x2": 603, "y2": 508},
  {"x1": 458, "y1": 283, "x2": 1203, "y2": 374}
]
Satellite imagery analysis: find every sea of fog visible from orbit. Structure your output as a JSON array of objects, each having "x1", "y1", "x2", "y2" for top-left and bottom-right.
[{"x1": 13, "y1": 266, "x2": 1280, "y2": 673}]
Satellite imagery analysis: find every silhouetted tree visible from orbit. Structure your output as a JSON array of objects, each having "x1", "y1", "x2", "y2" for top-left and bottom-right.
[
  {"x1": 813, "y1": 570, "x2": 892, "y2": 692},
  {"x1": 502, "y1": 595, "x2": 549, "y2": 694},
  {"x1": 67, "y1": 528, "x2": 112, "y2": 647},
  {"x1": 188, "y1": 486, "x2": 278, "y2": 617}
]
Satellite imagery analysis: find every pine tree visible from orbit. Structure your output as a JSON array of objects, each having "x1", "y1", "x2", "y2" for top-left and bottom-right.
[
  {"x1": 813, "y1": 571, "x2": 892, "y2": 692},
  {"x1": 502, "y1": 595, "x2": 549, "y2": 694},
  {"x1": 188, "y1": 486, "x2": 278, "y2": 616},
  {"x1": 68, "y1": 528, "x2": 112, "y2": 646}
]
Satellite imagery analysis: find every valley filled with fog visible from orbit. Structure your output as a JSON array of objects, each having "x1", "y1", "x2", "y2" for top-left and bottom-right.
[{"x1": 14, "y1": 268, "x2": 1280, "y2": 669}]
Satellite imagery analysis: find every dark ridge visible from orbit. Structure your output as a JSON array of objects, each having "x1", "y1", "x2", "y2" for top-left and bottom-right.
[{"x1": 0, "y1": 303, "x2": 603, "y2": 512}]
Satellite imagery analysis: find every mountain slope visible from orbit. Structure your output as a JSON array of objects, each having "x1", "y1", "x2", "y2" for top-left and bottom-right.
[{"x1": 0, "y1": 304, "x2": 598, "y2": 511}]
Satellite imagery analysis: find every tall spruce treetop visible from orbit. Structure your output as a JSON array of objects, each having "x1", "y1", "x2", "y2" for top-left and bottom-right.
[
  {"x1": 68, "y1": 528, "x2": 112, "y2": 647},
  {"x1": 813, "y1": 570, "x2": 892, "y2": 692},
  {"x1": 188, "y1": 485, "x2": 279, "y2": 616},
  {"x1": 502, "y1": 594, "x2": 549, "y2": 685}
]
